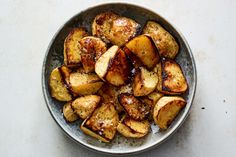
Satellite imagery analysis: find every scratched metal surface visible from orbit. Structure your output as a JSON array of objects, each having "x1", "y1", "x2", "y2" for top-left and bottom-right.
[{"x1": 0, "y1": 0, "x2": 235, "y2": 157}]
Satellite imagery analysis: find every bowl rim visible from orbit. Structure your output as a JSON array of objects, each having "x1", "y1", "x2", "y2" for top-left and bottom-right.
[{"x1": 42, "y1": 2, "x2": 197, "y2": 155}]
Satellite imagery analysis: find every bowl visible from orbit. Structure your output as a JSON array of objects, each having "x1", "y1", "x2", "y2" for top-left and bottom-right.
[{"x1": 42, "y1": 3, "x2": 197, "y2": 155}]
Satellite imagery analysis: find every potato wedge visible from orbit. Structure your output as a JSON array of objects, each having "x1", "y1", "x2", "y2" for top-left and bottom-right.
[
  {"x1": 133, "y1": 67, "x2": 158, "y2": 96},
  {"x1": 92, "y1": 12, "x2": 119, "y2": 43},
  {"x1": 105, "y1": 48, "x2": 131, "y2": 86},
  {"x1": 117, "y1": 116, "x2": 149, "y2": 138},
  {"x1": 64, "y1": 28, "x2": 88, "y2": 66},
  {"x1": 49, "y1": 67, "x2": 72, "y2": 101},
  {"x1": 95, "y1": 45, "x2": 119, "y2": 80},
  {"x1": 157, "y1": 59, "x2": 188, "y2": 94},
  {"x1": 143, "y1": 21, "x2": 179, "y2": 59},
  {"x1": 153, "y1": 96, "x2": 186, "y2": 130},
  {"x1": 108, "y1": 17, "x2": 140, "y2": 46},
  {"x1": 81, "y1": 103, "x2": 119, "y2": 142},
  {"x1": 63, "y1": 102, "x2": 78, "y2": 122},
  {"x1": 118, "y1": 93, "x2": 149, "y2": 120},
  {"x1": 72, "y1": 95, "x2": 101, "y2": 119},
  {"x1": 95, "y1": 46, "x2": 131, "y2": 86},
  {"x1": 80, "y1": 36, "x2": 107, "y2": 73},
  {"x1": 142, "y1": 92, "x2": 164, "y2": 107},
  {"x1": 69, "y1": 72, "x2": 103, "y2": 95},
  {"x1": 125, "y1": 34, "x2": 160, "y2": 69}
]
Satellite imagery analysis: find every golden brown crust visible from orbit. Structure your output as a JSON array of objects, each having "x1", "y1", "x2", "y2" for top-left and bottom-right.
[
  {"x1": 143, "y1": 21, "x2": 179, "y2": 59},
  {"x1": 64, "y1": 28, "x2": 88, "y2": 66},
  {"x1": 118, "y1": 93, "x2": 150, "y2": 120}
]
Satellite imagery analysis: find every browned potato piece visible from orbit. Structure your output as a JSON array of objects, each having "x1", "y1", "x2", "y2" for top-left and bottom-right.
[
  {"x1": 153, "y1": 96, "x2": 186, "y2": 130},
  {"x1": 71, "y1": 95, "x2": 101, "y2": 119},
  {"x1": 63, "y1": 102, "x2": 78, "y2": 122},
  {"x1": 133, "y1": 67, "x2": 158, "y2": 96},
  {"x1": 105, "y1": 48, "x2": 131, "y2": 86},
  {"x1": 95, "y1": 45, "x2": 119, "y2": 80},
  {"x1": 157, "y1": 59, "x2": 188, "y2": 94},
  {"x1": 79, "y1": 36, "x2": 107, "y2": 73},
  {"x1": 97, "y1": 84, "x2": 123, "y2": 113},
  {"x1": 142, "y1": 92, "x2": 164, "y2": 107},
  {"x1": 69, "y1": 72, "x2": 103, "y2": 95},
  {"x1": 143, "y1": 21, "x2": 179, "y2": 59},
  {"x1": 81, "y1": 103, "x2": 119, "y2": 142},
  {"x1": 108, "y1": 17, "x2": 140, "y2": 46},
  {"x1": 125, "y1": 34, "x2": 160, "y2": 69},
  {"x1": 118, "y1": 93, "x2": 150, "y2": 120},
  {"x1": 117, "y1": 116, "x2": 149, "y2": 138},
  {"x1": 95, "y1": 46, "x2": 131, "y2": 86},
  {"x1": 64, "y1": 28, "x2": 88, "y2": 66},
  {"x1": 92, "y1": 12, "x2": 119, "y2": 43},
  {"x1": 49, "y1": 67, "x2": 72, "y2": 101}
]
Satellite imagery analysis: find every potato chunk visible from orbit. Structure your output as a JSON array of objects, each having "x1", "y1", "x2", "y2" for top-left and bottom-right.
[
  {"x1": 143, "y1": 21, "x2": 179, "y2": 59},
  {"x1": 125, "y1": 34, "x2": 160, "y2": 69},
  {"x1": 64, "y1": 28, "x2": 88, "y2": 66},
  {"x1": 69, "y1": 72, "x2": 103, "y2": 95},
  {"x1": 95, "y1": 46, "x2": 131, "y2": 86},
  {"x1": 157, "y1": 59, "x2": 188, "y2": 94},
  {"x1": 118, "y1": 93, "x2": 150, "y2": 120},
  {"x1": 117, "y1": 116, "x2": 149, "y2": 138},
  {"x1": 108, "y1": 17, "x2": 140, "y2": 46},
  {"x1": 133, "y1": 67, "x2": 158, "y2": 96},
  {"x1": 63, "y1": 102, "x2": 78, "y2": 122},
  {"x1": 81, "y1": 103, "x2": 119, "y2": 142},
  {"x1": 153, "y1": 96, "x2": 186, "y2": 130},
  {"x1": 79, "y1": 36, "x2": 107, "y2": 73},
  {"x1": 49, "y1": 67, "x2": 72, "y2": 101},
  {"x1": 71, "y1": 95, "x2": 101, "y2": 119}
]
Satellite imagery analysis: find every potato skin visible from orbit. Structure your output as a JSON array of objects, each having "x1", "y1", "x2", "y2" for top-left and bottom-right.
[
  {"x1": 118, "y1": 93, "x2": 150, "y2": 120},
  {"x1": 157, "y1": 58, "x2": 188, "y2": 94},
  {"x1": 143, "y1": 21, "x2": 179, "y2": 59},
  {"x1": 80, "y1": 36, "x2": 107, "y2": 73},
  {"x1": 72, "y1": 95, "x2": 101, "y2": 119},
  {"x1": 63, "y1": 102, "x2": 78, "y2": 122},
  {"x1": 125, "y1": 34, "x2": 160, "y2": 69},
  {"x1": 81, "y1": 103, "x2": 119, "y2": 142},
  {"x1": 153, "y1": 96, "x2": 186, "y2": 130},
  {"x1": 64, "y1": 28, "x2": 88, "y2": 66},
  {"x1": 49, "y1": 67, "x2": 72, "y2": 101}
]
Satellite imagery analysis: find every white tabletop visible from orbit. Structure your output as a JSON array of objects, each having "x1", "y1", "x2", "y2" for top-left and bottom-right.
[{"x1": 0, "y1": 0, "x2": 235, "y2": 156}]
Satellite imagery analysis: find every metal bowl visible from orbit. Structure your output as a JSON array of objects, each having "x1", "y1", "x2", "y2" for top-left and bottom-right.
[{"x1": 42, "y1": 3, "x2": 197, "y2": 155}]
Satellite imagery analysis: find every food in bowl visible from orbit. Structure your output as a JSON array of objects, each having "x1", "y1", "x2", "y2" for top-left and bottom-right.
[{"x1": 48, "y1": 12, "x2": 188, "y2": 143}]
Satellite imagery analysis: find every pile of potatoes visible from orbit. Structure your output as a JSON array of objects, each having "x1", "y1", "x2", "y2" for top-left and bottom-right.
[{"x1": 49, "y1": 12, "x2": 188, "y2": 142}]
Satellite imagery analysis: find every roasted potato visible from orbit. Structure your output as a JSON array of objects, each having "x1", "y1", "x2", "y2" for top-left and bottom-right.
[
  {"x1": 81, "y1": 103, "x2": 119, "y2": 142},
  {"x1": 97, "y1": 84, "x2": 123, "y2": 113},
  {"x1": 142, "y1": 92, "x2": 164, "y2": 107},
  {"x1": 143, "y1": 21, "x2": 179, "y2": 59},
  {"x1": 64, "y1": 28, "x2": 88, "y2": 66},
  {"x1": 63, "y1": 102, "x2": 78, "y2": 122},
  {"x1": 133, "y1": 67, "x2": 158, "y2": 96},
  {"x1": 108, "y1": 17, "x2": 140, "y2": 46},
  {"x1": 153, "y1": 96, "x2": 186, "y2": 130},
  {"x1": 92, "y1": 12, "x2": 119, "y2": 43},
  {"x1": 72, "y1": 95, "x2": 101, "y2": 119},
  {"x1": 69, "y1": 72, "x2": 103, "y2": 95},
  {"x1": 156, "y1": 59, "x2": 188, "y2": 94},
  {"x1": 95, "y1": 45, "x2": 131, "y2": 86},
  {"x1": 80, "y1": 36, "x2": 107, "y2": 73},
  {"x1": 118, "y1": 93, "x2": 150, "y2": 120},
  {"x1": 117, "y1": 116, "x2": 149, "y2": 138},
  {"x1": 49, "y1": 67, "x2": 72, "y2": 101},
  {"x1": 125, "y1": 34, "x2": 160, "y2": 69}
]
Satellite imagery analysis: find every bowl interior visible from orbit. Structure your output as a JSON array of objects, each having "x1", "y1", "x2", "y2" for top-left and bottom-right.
[{"x1": 42, "y1": 3, "x2": 196, "y2": 155}]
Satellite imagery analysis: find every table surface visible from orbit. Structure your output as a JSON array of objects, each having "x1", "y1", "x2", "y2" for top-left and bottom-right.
[{"x1": 0, "y1": 0, "x2": 235, "y2": 156}]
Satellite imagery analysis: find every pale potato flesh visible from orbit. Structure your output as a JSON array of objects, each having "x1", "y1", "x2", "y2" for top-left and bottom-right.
[
  {"x1": 63, "y1": 102, "x2": 78, "y2": 122},
  {"x1": 72, "y1": 95, "x2": 101, "y2": 119}
]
